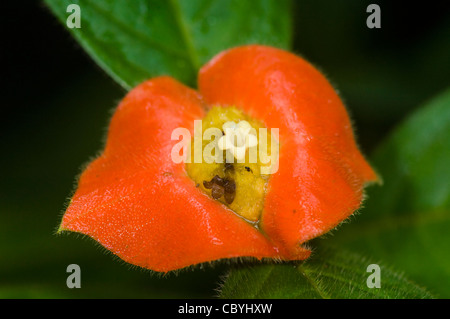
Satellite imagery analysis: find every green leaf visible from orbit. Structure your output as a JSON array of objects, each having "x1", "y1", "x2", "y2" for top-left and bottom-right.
[
  {"x1": 45, "y1": 0, "x2": 292, "y2": 89},
  {"x1": 219, "y1": 246, "x2": 432, "y2": 299},
  {"x1": 330, "y1": 88, "x2": 450, "y2": 297}
]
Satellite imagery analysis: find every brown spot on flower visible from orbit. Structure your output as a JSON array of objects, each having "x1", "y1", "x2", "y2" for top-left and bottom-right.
[
  {"x1": 203, "y1": 175, "x2": 236, "y2": 204},
  {"x1": 211, "y1": 183, "x2": 225, "y2": 199},
  {"x1": 224, "y1": 191, "x2": 236, "y2": 204},
  {"x1": 224, "y1": 162, "x2": 234, "y2": 173}
]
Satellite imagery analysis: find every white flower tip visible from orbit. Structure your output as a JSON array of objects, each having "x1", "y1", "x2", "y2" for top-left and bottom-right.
[
  {"x1": 237, "y1": 120, "x2": 251, "y2": 131},
  {"x1": 222, "y1": 121, "x2": 236, "y2": 131},
  {"x1": 234, "y1": 146, "x2": 247, "y2": 161},
  {"x1": 219, "y1": 120, "x2": 258, "y2": 161}
]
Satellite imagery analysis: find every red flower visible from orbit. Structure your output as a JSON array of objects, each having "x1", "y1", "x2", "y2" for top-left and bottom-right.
[{"x1": 59, "y1": 45, "x2": 377, "y2": 272}]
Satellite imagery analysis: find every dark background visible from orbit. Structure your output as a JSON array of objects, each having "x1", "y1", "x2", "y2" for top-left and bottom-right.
[{"x1": 1, "y1": 1, "x2": 449, "y2": 297}]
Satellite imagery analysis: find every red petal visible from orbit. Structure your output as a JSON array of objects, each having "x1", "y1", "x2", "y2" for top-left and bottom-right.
[
  {"x1": 61, "y1": 77, "x2": 281, "y2": 272},
  {"x1": 199, "y1": 45, "x2": 378, "y2": 258}
]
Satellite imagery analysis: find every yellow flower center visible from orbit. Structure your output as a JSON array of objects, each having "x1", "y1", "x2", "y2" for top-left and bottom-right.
[{"x1": 185, "y1": 106, "x2": 279, "y2": 222}]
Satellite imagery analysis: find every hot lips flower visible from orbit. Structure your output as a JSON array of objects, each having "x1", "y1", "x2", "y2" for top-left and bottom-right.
[{"x1": 59, "y1": 45, "x2": 377, "y2": 272}]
